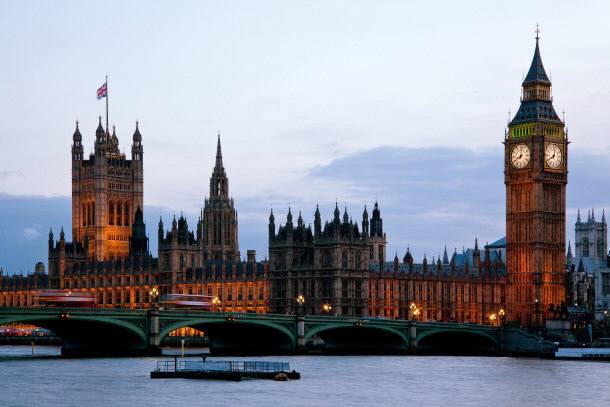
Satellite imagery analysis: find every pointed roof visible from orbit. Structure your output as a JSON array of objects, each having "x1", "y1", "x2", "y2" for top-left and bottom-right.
[
  {"x1": 96, "y1": 115, "x2": 105, "y2": 139},
  {"x1": 133, "y1": 120, "x2": 141, "y2": 142},
  {"x1": 215, "y1": 133, "x2": 223, "y2": 169},
  {"x1": 443, "y1": 246, "x2": 449, "y2": 264},
  {"x1": 73, "y1": 120, "x2": 82, "y2": 142},
  {"x1": 523, "y1": 35, "x2": 551, "y2": 85}
]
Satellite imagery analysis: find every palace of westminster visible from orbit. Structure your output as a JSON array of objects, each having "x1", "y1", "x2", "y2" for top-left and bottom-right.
[{"x1": 1, "y1": 35, "x2": 604, "y2": 327}]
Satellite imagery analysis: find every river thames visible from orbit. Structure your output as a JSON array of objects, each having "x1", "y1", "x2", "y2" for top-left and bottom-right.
[{"x1": 1, "y1": 345, "x2": 608, "y2": 407}]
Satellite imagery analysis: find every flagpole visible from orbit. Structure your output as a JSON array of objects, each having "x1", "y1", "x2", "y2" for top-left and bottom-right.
[{"x1": 105, "y1": 75, "x2": 109, "y2": 130}]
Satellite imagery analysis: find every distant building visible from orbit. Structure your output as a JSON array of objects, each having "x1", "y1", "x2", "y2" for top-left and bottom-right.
[
  {"x1": 268, "y1": 204, "x2": 378, "y2": 317},
  {"x1": 566, "y1": 209, "x2": 608, "y2": 320},
  {"x1": 269, "y1": 203, "x2": 507, "y2": 324}
]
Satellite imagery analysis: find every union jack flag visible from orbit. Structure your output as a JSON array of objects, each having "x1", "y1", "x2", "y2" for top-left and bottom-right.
[{"x1": 97, "y1": 82, "x2": 107, "y2": 100}]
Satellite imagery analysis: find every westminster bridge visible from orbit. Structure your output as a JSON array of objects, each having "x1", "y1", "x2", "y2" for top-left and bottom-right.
[{"x1": 0, "y1": 307, "x2": 554, "y2": 357}]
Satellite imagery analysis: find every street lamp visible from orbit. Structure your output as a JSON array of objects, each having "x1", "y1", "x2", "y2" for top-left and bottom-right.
[
  {"x1": 212, "y1": 296, "x2": 221, "y2": 312},
  {"x1": 499, "y1": 309, "x2": 505, "y2": 326},
  {"x1": 323, "y1": 303, "x2": 331, "y2": 315},
  {"x1": 410, "y1": 302, "x2": 420, "y2": 321},
  {"x1": 297, "y1": 295, "x2": 305, "y2": 316},
  {"x1": 489, "y1": 313, "x2": 497, "y2": 326},
  {"x1": 149, "y1": 287, "x2": 159, "y2": 309}
]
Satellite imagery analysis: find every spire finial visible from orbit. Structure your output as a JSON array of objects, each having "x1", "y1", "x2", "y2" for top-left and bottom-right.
[
  {"x1": 215, "y1": 132, "x2": 223, "y2": 168},
  {"x1": 535, "y1": 23, "x2": 540, "y2": 40}
]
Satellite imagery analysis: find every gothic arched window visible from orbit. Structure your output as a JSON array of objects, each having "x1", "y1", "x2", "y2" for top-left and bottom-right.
[
  {"x1": 116, "y1": 200, "x2": 122, "y2": 226},
  {"x1": 109, "y1": 201, "x2": 114, "y2": 225},
  {"x1": 124, "y1": 202, "x2": 130, "y2": 226},
  {"x1": 583, "y1": 237, "x2": 590, "y2": 258}
]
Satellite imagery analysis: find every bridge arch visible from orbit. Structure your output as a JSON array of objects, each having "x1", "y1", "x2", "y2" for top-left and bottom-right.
[
  {"x1": 0, "y1": 312, "x2": 148, "y2": 356},
  {"x1": 160, "y1": 317, "x2": 296, "y2": 354},
  {"x1": 306, "y1": 323, "x2": 409, "y2": 354},
  {"x1": 416, "y1": 328, "x2": 498, "y2": 353}
]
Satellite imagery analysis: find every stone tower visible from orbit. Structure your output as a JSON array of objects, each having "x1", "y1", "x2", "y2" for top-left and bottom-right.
[
  {"x1": 369, "y1": 202, "x2": 386, "y2": 264},
  {"x1": 198, "y1": 134, "x2": 239, "y2": 261},
  {"x1": 574, "y1": 209, "x2": 607, "y2": 261},
  {"x1": 505, "y1": 33, "x2": 568, "y2": 326},
  {"x1": 71, "y1": 117, "x2": 144, "y2": 261}
]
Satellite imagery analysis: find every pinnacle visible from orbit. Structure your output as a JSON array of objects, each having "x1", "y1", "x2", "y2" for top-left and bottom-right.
[{"x1": 215, "y1": 132, "x2": 223, "y2": 169}]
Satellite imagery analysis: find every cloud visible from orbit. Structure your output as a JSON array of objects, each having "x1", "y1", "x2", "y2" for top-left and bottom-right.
[
  {"x1": 1, "y1": 145, "x2": 608, "y2": 274},
  {"x1": 0, "y1": 170, "x2": 24, "y2": 180},
  {"x1": 22, "y1": 227, "x2": 41, "y2": 240}
]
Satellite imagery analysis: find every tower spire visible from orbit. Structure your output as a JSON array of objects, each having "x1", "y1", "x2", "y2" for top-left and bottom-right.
[
  {"x1": 523, "y1": 26, "x2": 550, "y2": 86},
  {"x1": 215, "y1": 132, "x2": 223, "y2": 169}
]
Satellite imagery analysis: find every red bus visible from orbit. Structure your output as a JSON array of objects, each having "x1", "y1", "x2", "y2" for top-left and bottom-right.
[
  {"x1": 37, "y1": 290, "x2": 97, "y2": 307},
  {"x1": 160, "y1": 294, "x2": 213, "y2": 310}
]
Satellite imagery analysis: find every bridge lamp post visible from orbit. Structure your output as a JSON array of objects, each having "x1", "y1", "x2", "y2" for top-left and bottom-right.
[
  {"x1": 489, "y1": 313, "x2": 497, "y2": 326},
  {"x1": 323, "y1": 303, "x2": 331, "y2": 315},
  {"x1": 499, "y1": 309, "x2": 506, "y2": 326},
  {"x1": 297, "y1": 295, "x2": 305, "y2": 316},
  {"x1": 212, "y1": 296, "x2": 221, "y2": 312},
  {"x1": 149, "y1": 287, "x2": 159, "y2": 309},
  {"x1": 410, "y1": 302, "x2": 420, "y2": 321}
]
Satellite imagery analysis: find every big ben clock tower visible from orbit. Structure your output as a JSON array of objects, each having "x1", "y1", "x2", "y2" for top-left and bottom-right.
[{"x1": 505, "y1": 31, "x2": 568, "y2": 327}]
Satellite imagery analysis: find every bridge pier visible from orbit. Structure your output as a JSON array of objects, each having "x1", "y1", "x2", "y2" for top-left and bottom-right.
[
  {"x1": 409, "y1": 323, "x2": 417, "y2": 351},
  {"x1": 296, "y1": 315, "x2": 306, "y2": 353},
  {"x1": 147, "y1": 309, "x2": 162, "y2": 356}
]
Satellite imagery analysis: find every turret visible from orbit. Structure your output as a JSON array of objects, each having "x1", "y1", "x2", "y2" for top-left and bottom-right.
[
  {"x1": 130, "y1": 205, "x2": 148, "y2": 256},
  {"x1": 269, "y1": 208, "x2": 275, "y2": 241},
  {"x1": 473, "y1": 238, "x2": 480, "y2": 268},
  {"x1": 72, "y1": 120, "x2": 83, "y2": 162},
  {"x1": 286, "y1": 207, "x2": 293, "y2": 232},
  {"x1": 94, "y1": 116, "x2": 106, "y2": 158},
  {"x1": 333, "y1": 203, "x2": 340, "y2": 224},
  {"x1": 314, "y1": 204, "x2": 321, "y2": 239},
  {"x1": 158, "y1": 217, "x2": 164, "y2": 242},
  {"x1": 131, "y1": 120, "x2": 143, "y2": 162},
  {"x1": 362, "y1": 205, "x2": 369, "y2": 237},
  {"x1": 370, "y1": 202, "x2": 383, "y2": 237},
  {"x1": 442, "y1": 245, "x2": 449, "y2": 264}
]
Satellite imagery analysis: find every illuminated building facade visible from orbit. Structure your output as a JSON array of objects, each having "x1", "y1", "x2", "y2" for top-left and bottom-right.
[
  {"x1": 71, "y1": 118, "x2": 144, "y2": 262},
  {"x1": 505, "y1": 34, "x2": 568, "y2": 326}
]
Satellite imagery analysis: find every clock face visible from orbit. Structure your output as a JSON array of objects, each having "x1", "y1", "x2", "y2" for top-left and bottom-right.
[
  {"x1": 511, "y1": 144, "x2": 530, "y2": 169},
  {"x1": 545, "y1": 143, "x2": 562, "y2": 169}
]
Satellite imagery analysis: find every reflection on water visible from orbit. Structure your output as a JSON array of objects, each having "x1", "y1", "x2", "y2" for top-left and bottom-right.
[{"x1": 0, "y1": 346, "x2": 608, "y2": 407}]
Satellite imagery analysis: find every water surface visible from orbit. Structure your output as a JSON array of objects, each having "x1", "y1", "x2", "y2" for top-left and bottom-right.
[{"x1": 0, "y1": 346, "x2": 606, "y2": 407}]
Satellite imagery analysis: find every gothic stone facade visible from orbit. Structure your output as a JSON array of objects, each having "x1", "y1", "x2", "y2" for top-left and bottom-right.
[
  {"x1": 268, "y1": 204, "x2": 384, "y2": 317},
  {"x1": 70, "y1": 118, "x2": 144, "y2": 262},
  {"x1": 158, "y1": 136, "x2": 240, "y2": 275}
]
